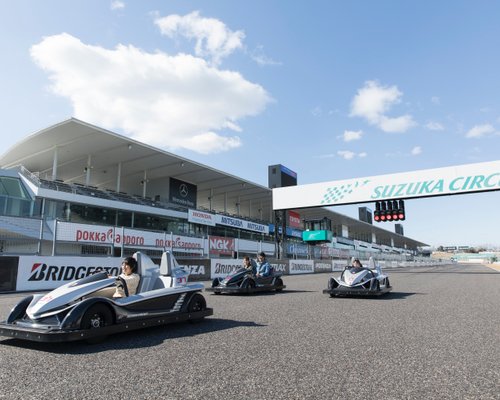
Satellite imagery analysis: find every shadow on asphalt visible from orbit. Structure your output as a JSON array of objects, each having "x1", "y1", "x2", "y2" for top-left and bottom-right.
[
  {"x1": 0, "y1": 317, "x2": 265, "y2": 354},
  {"x1": 208, "y1": 289, "x2": 315, "y2": 297},
  {"x1": 326, "y1": 291, "x2": 422, "y2": 300},
  {"x1": 390, "y1": 270, "x2": 499, "y2": 275}
]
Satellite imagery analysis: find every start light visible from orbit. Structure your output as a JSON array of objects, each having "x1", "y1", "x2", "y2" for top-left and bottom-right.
[{"x1": 374, "y1": 200, "x2": 406, "y2": 222}]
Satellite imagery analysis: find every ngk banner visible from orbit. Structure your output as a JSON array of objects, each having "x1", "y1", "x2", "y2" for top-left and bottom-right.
[
  {"x1": 17, "y1": 256, "x2": 122, "y2": 291},
  {"x1": 209, "y1": 236, "x2": 235, "y2": 255},
  {"x1": 211, "y1": 259, "x2": 242, "y2": 279},
  {"x1": 56, "y1": 222, "x2": 203, "y2": 253},
  {"x1": 289, "y1": 260, "x2": 314, "y2": 275}
]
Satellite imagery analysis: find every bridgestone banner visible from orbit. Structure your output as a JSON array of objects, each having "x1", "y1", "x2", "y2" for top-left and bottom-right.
[
  {"x1": 273, "y1": 160, "x2": 500, "y2": 209},
  {"x1": 17, "y1": 256, "x2": 122, "y2": 291},
  {"x1": 289, "y1": 260, "x2": 314, "y2": 275},
  {"x1": 211, "y1": 258, "x2": 242, "y2": 279}
]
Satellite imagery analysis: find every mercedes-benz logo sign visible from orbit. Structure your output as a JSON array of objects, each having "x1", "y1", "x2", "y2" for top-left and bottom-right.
[{"x1": 179, "y1": 184, "x2": 189, "y2": 197}]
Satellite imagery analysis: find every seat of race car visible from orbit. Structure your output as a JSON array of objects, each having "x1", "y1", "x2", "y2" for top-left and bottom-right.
[
  {"x1": 133, "y1": 252, "x2": 161, "y2": 293},
  {"x1": 152, "y1": 252, "x2": 176, "y2": 289}
]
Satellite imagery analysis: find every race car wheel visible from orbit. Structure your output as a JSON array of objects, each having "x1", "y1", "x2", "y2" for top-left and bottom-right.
[
  {"x1": 386, "y1": 278, "x2": 391, "y2": 288},
  {"x1": 188, "y1": 294, "x2": 207, "y2": 323},
  {"x1": 275, "y1": 278, "x2": 284, "y2": 292},
  {"x1": 81, "y1": 304, "x2": 113, "y2": 344},
  {"x1": 211, "y1": 278, "x2": 221, "y2": 288},
  {"x1": 241, "y1": 278, "x2": 255, "y2": 290}
]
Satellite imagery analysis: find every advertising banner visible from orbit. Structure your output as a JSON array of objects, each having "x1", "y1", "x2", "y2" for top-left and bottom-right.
[
  {"x1": 210, "y1": 258, "x2": 242, "y2": 279},
  {"x1": 188, "y1": 209, "x2": 216, "y2": 226},
  {"x1": 269, "y1": 259, "x2": 289, "y2": 275},
  {"x1": 169, "y1": 177, "x2": 197, "y2": 208},
  {"x1": 288, "y1": 210, "x2": 302, "y2": 228},
  {"x1": 314, "y1": 261, "x2": 333, "y2": 273},
  {"x1": 273, "y1": 160, "x2": 500, "y2": 209},
  {"x1": 177, "y1": 258, "x2": 211, "y2": 281},
  {"x1": 17, "y1": 256, "x2": 122, "y2": 291},
  {"x1": 56, "y1": 222, "x2": 203, "y2": 253},
  {"x1": 209, "y1": 236, "x2": 235, "y2": 255},
  {"x1": 215, "y1": 214, "x2": 269, "y2": 234},
  {"x1": 289, "y1": 260, "x2": 314, "y2": 275}
]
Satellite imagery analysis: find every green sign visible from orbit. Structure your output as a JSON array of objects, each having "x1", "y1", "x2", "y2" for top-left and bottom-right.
[{"x1": 302, "y1": 230, "x2": 332, "y2": 242}]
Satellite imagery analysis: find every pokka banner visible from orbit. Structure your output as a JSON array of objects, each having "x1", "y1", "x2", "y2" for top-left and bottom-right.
[
  {"x1": 56, "y1": 222, "x2": 203, "y2": 253},
  {"x1": 272, "y1": 160, "x2": 500, "y2": 209}
]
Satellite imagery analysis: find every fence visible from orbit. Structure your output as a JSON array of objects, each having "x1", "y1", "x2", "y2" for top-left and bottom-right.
[{"x1": 0, "y1": 215, "x2": 414, "y2": 263}]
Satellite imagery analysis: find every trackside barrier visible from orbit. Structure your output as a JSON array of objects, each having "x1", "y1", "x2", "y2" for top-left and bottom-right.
[{"x1": 0, "y1": 255, "x2": 453, "y2": 292}]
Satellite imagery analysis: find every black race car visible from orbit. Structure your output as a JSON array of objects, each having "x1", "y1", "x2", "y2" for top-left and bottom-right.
[{"x1": 206, "y1": 267, "x2": 285, "y2": 294}]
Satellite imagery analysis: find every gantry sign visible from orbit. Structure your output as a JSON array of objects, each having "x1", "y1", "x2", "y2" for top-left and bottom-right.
[{"x1": 272, "y1": 160, "x2": 500, "y2": 210}]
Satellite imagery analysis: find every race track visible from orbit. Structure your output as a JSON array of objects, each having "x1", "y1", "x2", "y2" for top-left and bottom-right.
[{"x1": 0, "y1": 263, "x2": 499, "y2": 400}]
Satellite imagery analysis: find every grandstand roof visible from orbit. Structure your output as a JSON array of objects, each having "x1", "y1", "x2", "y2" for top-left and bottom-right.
[{"x1": 0, "y1": 118, "x2": 427, "y2": 249}]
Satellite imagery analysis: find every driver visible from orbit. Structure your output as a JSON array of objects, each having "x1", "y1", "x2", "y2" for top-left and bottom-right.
[
  {"x1": 113, "y1": 257, "x2": 140, "y2": 298},
  {"x1": 255, "y1": 252, "x2": 271, "y2": 277},
  {"x1": 350, "y1": 258, "x2": 364, "y2": 273},
  {"x1": 88, "y1": 256, "x2": 140, "y2": 298},
  {"x1": 242, "y1": 256, "x2": 256, "y2": 274}
]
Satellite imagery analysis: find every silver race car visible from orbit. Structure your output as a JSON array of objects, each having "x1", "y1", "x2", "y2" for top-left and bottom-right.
[
  {"x1": 323, "y1": 257, "x2": 392, "y2": 297},
  {"x1": 0, "y1": 251, "x2": 212, "y2": 343}
]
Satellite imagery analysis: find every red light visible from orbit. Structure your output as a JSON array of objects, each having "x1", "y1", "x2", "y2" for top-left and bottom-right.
[
  {"x1": 380, "y1": 215, "x2": 386, "y2": 221},
  {"x1": 398, "y1": 213, "x2": 405, "y2": 219}
]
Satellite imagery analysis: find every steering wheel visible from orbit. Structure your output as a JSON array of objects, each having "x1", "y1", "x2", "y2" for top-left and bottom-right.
[{"x1": 115, "y1": 276, "x2": 129, "y2": 297}]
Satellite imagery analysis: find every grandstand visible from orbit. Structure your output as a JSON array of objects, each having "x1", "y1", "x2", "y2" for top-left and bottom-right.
[{"x1": 0, "y1": 118, "x2": 426, "y2": 259}]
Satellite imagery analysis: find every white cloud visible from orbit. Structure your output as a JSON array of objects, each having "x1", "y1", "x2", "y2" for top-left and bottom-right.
[
  {"x1": 342, "y1": 130, "x2": 363, "y2": 142},
  {"x1": 411, "y1": 146, "x2": 422, "y2": 155},
  {"x1": 155, "y1": 11, "x2": 245, "y2": 66},
  {"x1": 249, "y1": 45, "x2": 281, "y2": 66},
  {"x1": 465, "y1": 124, "x2": 495, "y2": 138},
  {"x1": 425, "y1": 121, "x2": 444, "y2": 131},
  {"x1": 110, "y1": 1, "x2": 125, "y2": 10},
  {"x1": 337, "y1": 150, "x2": 367, "y2": 160},
  {"x1": 30, "y1": 33, "x2": 271, "y2": 154},
  {"x1": 337, "y1": 150, "x2": 355, "y2": 160},
  {"x1": 350, "y1": 80, "x2": 415, "y2": 133}
]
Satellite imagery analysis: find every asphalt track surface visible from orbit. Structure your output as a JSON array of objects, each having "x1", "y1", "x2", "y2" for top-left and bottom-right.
[{"x1": 0, "y1": 263, "x2": 499, "y2": 400}]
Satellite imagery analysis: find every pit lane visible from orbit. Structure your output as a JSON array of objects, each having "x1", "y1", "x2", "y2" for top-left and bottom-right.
[{"x1": 0, "y1": 263, "x2": 499, "y2": 400}]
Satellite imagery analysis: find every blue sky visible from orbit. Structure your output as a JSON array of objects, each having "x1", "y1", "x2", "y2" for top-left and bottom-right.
[{"x1": 1, "y1": 1, "x2": 500, "y2": 248}]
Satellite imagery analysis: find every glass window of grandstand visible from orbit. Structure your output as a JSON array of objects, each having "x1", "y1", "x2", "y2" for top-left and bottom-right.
[
  {"x1": 68, "y1": 204, "x2": 117, "y2": 225},
  {"x1": 133, "y1": 213, "x2": 186, "y2": 234},
  {"x1": 0, "y1": 176, "x2": 33, "y2": 217}
]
